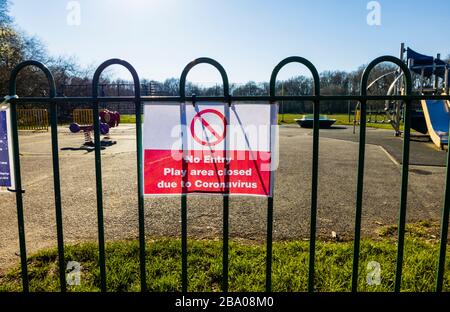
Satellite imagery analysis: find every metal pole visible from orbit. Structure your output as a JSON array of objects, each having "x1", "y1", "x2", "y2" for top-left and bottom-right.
[
  {"x1": 92, "y1": 89, "x2": 106, "y2": 292},
  {"x1": 421, "y1": 67, "x2": 425, "y2": 94},
  {"x1": 281, "y1": 82, "x2": 285, "y2": 122},
  {"x1": 400, "y1": 43, "x2": 405, "y2": 62},
  {"x1": 269, "y1": 57, "x2": 320, "y2": 292},
  {"x1": 8, "y1": 60, "x2": 67, "y2": 292},
  {"x1": 353, "y1": 102, "x2": 359, "y2": 134},
  {"x1": 8, "y1": 99, "x2": 28, "y2": 292},
  {"x1": 49, "y1": 83, "x2": 66, "y2": 292},
  {"x1": 435, "y1": 53, "x2": 441, "y2": 91},
  {"x1": 179, "y1": 57, "x2": 230, "y2": 293},
  {"x1": 348, "y1": 84, "x2": 353, "y2": 123},
  {"x1": 436, "y1": 124, "x2": 450, "y2": 291},
  {"x1": 445, "y1": 66, "x2": 449, "y2": 95}
]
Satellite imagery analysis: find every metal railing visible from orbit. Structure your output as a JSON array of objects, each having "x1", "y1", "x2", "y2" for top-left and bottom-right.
[
  {"x1": 17, "y1": 108, "x2": 48, "y2": 131},
  {"x1": 72, "y1": 108, "x2": 93, "y2": 125},
  {"x1": 3, "y1": 55, "x2": 450, "y2": 293}
]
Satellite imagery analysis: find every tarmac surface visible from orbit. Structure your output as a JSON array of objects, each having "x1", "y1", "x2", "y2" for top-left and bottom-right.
[
  {"x1": 0, "y1": 124, "x2": 447, "y2": 271},
  {"x1": 319, "y1": 125, "x2": 447, "y2": 167}
]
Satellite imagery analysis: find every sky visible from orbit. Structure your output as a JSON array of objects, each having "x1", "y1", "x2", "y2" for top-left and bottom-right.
[{"x1": 9, "y1": 0, "x2": 450, "y2": 84}]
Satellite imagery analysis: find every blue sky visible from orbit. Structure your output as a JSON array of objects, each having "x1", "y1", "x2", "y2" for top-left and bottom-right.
[{"x1": 9, "y1": 0, "x2": 450, "y2": 83}]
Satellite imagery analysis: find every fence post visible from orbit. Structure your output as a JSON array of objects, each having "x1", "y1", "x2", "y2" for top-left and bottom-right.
[
  {"x1": 269, "y1": 56, "x2": 321, "y2": 292},
  {"x1": 354, "y1": 56, "x2": 412, "y2": 292},
  {"x1": 436, "y1": 138, "x2": 450, "y2": 291},
  {"x1": 8, "y1": 60, "x2": 66, "y2": 292},
  {"x1": 91, "y1": 59, "x2": 145, "y2": 292},
  {"x1": 179, "y1": 57, "x2": 230, "y2": 292}
]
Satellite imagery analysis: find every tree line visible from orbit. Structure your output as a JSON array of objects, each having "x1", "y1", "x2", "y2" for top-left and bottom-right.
[{"x1": 1, "y1": 0, "x2": 399, "y2": 115}]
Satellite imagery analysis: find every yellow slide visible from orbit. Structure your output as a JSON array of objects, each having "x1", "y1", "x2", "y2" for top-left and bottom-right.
[{"x1": 420, "y1": 99, "x2": 449, "y2": 149}]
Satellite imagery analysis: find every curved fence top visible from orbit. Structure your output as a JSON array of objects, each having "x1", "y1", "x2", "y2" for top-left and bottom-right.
[
  {"x1": 269, "y1": 56, "x2": 321, "y2": 100},
  {"x1": 179, "y1": 57, "x2": 230, "y2": 101},
  {"x1": 9, "y1": 60, "x2": 56, "y2": 98},
  {"x1": 7, "y1": 56, "x2": 416, "y2": 101},
  {"x1": 92, "y1": 58, "x2": 140, "y2": 99},
  {"x1": 360, "y1": 55, "x2": 412, "y2": 96}
]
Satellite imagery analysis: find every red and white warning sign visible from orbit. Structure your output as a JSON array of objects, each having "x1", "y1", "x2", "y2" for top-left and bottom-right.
[
  {"x1": 143, "y1": 102, "x2": 278, "y2": 196},
  {"x1": 190, "y1": 109, "x2": 227, "y2": 146}
]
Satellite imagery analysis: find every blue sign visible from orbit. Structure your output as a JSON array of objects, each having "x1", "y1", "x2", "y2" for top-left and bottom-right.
[{"x1": 0, "y1": 110, "x2": 12, "y2": 187}]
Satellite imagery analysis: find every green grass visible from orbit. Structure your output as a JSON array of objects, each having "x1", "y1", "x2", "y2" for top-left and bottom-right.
[
  {"x1": 120, "y1": 114, "x2": 139, "y2": 124},
  {"x1": 279, "y1": 113, "x2": 401, "y2": 130},
  {"x1": 0, "y1": 238, "x2": 448, "y2": 292}
]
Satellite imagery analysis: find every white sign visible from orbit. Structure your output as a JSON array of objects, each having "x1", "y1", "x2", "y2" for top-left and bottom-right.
[{"x1": 143, "y1": 102, "x2": 278, "y2": 196}]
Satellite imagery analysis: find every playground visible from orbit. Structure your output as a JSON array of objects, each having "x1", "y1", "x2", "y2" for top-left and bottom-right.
[
  {"x1": 0, "y1": 122, "x2": 446, "y2": 273},
  {"x1": 1, "y1": 45, "x2": 450, "y2": 294}
]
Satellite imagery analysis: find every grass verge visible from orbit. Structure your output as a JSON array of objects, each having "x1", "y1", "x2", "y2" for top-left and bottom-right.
[
  {"x1": 278, "y1": 113, "x2": 402, "y2": 130},
  {"x1": 122, "y1": 113, "x2": 397, "y2": 130},
  {"x1": 0, "y1": 238, "x2": 448, "y2": 292},
  {"x1": 120, "y1": 114, "x2": 138, "y2": 124}
]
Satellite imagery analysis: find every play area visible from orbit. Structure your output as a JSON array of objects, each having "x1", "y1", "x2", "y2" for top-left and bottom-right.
[
  {"x1": 380, "y1": 44, "x2": 450, "y2": 149},
  {"x1": 293, "y1": 44, "x2": 450, "y2": 166},
  {"x1": 0, "y1": 119, "x2": 447, "y2": 272},
  {"x1": 69, "y1": 108, "x2": 120, "y2": 148},
  {"x1": 4, "y1": 0, "x2": 450, "y2": 301},
  {"x1": 1, "y1": 45, "x2": 449, "y2": 274},
  {"x1": 380, "y1": 44, "x2": 449, "y2": 148}
]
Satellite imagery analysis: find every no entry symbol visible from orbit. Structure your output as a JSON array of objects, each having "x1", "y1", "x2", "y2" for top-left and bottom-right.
[{"x1": 190, "y1": 109, "x2": 227, "y2": 146}]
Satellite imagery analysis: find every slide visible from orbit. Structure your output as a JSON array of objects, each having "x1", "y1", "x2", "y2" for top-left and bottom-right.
[{"x1": 420, "y1": 99, "x2": 449, "y2": 149}]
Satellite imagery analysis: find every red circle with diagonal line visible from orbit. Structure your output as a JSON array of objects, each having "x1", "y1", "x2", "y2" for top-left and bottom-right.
[{"x1": 190, "y1": 109, "x2": 227, "y2": 146}]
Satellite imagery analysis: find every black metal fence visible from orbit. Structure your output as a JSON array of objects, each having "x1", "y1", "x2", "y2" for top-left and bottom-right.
[{"x1": 3, "y1": 55, "x2": 449, "y2": 292}]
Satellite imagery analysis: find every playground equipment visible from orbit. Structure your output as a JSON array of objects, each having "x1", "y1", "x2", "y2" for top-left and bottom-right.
[
  {"x1": 367, "y1": 108, "x2": 388, "y2": 123},
  {"x1": 420, "y1": 99, "x2": 449, "y2": 148},
  {"x1": 295, "y1": 114, "x2": 336, "y2": 128},
  {"x1": 368, "y1": 43, "x2": 450, "y2": 149},
  {"x1": 99, "y1": 109, "x2": 120, "y2": 128},
  {"x1": 72, "y1": 108, "x2": 120, "y2": 128},
  {"x1": 353, "y1": 108, "x2": 388, "y2": 124},
  {"x1": 405, "y1": 47, "x2": 450, "y2": 149},
  {"x1": 69, "y1": 109, "x2": 120, "y2": 146}
]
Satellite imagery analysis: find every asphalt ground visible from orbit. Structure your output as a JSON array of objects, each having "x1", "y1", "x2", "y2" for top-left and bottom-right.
[
  {"x1": 318, "y1": 125, "x2": 447, "y2": 167},
  {"x1": 0, "y1": 124, "x2": 447, "y2": 271}
]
